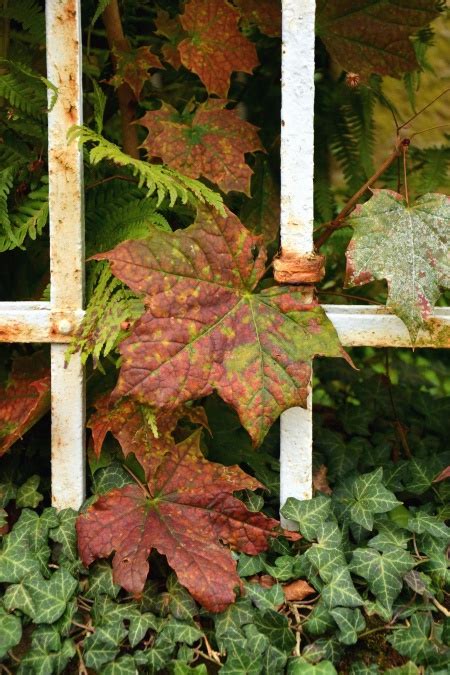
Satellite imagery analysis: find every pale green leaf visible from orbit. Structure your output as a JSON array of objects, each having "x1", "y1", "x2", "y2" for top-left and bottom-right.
[{"x1": 346, "y1": 190, "x2": 450, "y2": 341}]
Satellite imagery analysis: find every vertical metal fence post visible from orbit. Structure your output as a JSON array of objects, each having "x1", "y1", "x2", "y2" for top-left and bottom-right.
[
  {"x1": 46, "y1": 0, "x2": 85, "y2": 510},
  {"x1": 279, "y1": 0, "x2": 316, "y2": 524}
]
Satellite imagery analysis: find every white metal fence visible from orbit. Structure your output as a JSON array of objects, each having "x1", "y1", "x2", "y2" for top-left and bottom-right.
[{"x1": 0, "y1": 0, "x2": 448, "y2": 515}]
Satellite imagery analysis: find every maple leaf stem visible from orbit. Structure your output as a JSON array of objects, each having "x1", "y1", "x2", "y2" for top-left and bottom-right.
[
  {"x1": 123, "y1": 463, "x2": 149, "y2": 496},
  {"x1": 315, "y1": 147, "x2": 402, "y2": 250},
  {"x1": 402, "y1": 145, "x2": 409, "y2": 207},
  {"x1": 102, "y1": 0, "x2": 139, "y2": 158}
]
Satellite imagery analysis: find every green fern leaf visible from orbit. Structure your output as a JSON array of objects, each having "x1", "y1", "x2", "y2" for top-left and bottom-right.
[
  {"x1": 0, "y1": 0, "x2": 45, "y2": 43},
  {"x1": 70, "y1": 126, "x2": 225, "y2": 214},
  {"x1": 67, "y1": 262, "x2": 145, "y2": 369},
  {"x1": 0, "y1": 60, "x2": 51, "y2": 119}
]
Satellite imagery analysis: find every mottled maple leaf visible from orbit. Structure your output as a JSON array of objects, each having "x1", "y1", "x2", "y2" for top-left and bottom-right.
[
  {"x1": 77, "y1": 430, "x2": 279, "y2": 611},
  {"x1": 178, "y1": 0, "x2": 259, "y2": 96},
  {"x1": 234, "y1": 0, "x2": 281, "y2": 37},
  {"x1": 95, "y1": 206, "x2": 347, "y2": 446},
  {"x1": 346, "y1": 190, "x2": 450, "y2": 341},
  {"x1": 138, "y1": 100, "x2": 262, "y2": 195},
  {"x1": 154, "y1": 9, "x2": 186, "y2": 69},
  {"x1": 316, "y1": 0, "x2": 441, "y2": 78},
  {"x1": 88, "y1": 394, "x2": 209, "y2": 478},
  {"x1": 109, "y1": 46, "x2": 162, "y2": 100},
  {"x1": 0, "y1": 356, "x2": 50, "y2": 456}
]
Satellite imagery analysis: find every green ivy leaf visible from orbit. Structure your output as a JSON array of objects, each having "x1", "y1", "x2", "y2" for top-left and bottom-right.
[
  {"x1": 162, "y1": 619, "x2": 204, "y2": 646},
  {"x1": 243, "y1": 581, "x2": 284, "y2": 611},
  {"x1": 128, "y1": 612, "x2": 160, "y2": 648},
  {"x1": 334, "y1": 468, "x2": 400, "y2": 530},
  {"x1": 165, "y1": 576, "x2": 198, "y2": 621},
  {"x1": 101, "y1": 655, "x2": 138, "y2": 674},
  {"x1": 0, "y1": 525, "x2": 40, "y2": 582},
  {"x1": 169, "y1": 663, "x2": 208, "y2": 675},
  {"x1": 330, "y1": 607, "x2": 366, "y2": 645},
  {"x1": 388, "y1": 613, "x2": 437, "y2": 663},
  {"x1": 407, "y1": 512, "x2": 450, "y2": 541},
  {"x1": 288, "y1": 657, "x2": 337, "y2": 674},
  {"x1": 304, "y1": 521, "x2": 347, "y2": 582},
  {"x1": 15, "y1": 475, "x2": 43, "y2": 508},
  {"x1": 237, "y1": 553, "x2": 266, "y2": 577},
  {"x1": 403, "y1": 457, "x2": 442, "y2": 495},
  {"x1": 86, "y1": 561, "x2": 120, "y2": 600},
  {"x1": 304, "y1": 601, "x2": 336, "y2": 637},
  {"x1": 349, "y1": 548, "x2": 415, "y2": 615},
  {"x1": 253, "y1": 610, "x2": 296, "y2": 652},
  {"x1": 0, "y1": 606, "x2": 22, "y2": 658},
  {"x1": 321, "y1": 567, "x2": 364, "y2": 609},
  {"x1": 17, "y1": 638, "x2": 75, "y2": 675},
  {"x1": 31, "y1": 624, "x2": 61, "y2": 652},
  {"x1": 83, "y1": 621, "x2": 128, "y2": 670},
  {"x1": 261, "y1": 644, "x2": 287, "y2": 674},
  {"x1": 349, "y1": 662, "x2": 379, "y2": 675},
  {"x1": 215, "y1": 598, "x2": 255, "y2": 638},
  {"x1": 135, "y1": 635, "x2": 175, "y2": 671},
  {"x1": 220, "y1": 651, "x2": 262, "y2": 675},
  {"x1": 281, "y1": 495, "x2": 332, "y2": 540},
  {"x1": 49, "y1": 508, "x2": 78, "y2": 561},
  {"x1": 5, "y1": 568, "x2": 78, "y2": 624}
]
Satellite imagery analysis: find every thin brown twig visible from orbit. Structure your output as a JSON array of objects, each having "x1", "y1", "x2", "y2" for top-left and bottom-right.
[
  {"x1": 317, "y1": 290, "x2": 382, "y2": 305},
  {"x1": 86, "y1": 174, "x2": 139, "y2": 191},
  {"x1": 402, "y1": 144, "x2": 409, "y2": 206},
  {"x1": 398, "y1": 87, "x2": 450, "y2": 131},
  {"x1": 315, "y1": 146, "x2": 402, "y2": 250},
  {"x1": 409, "y1": 123, "x2": 450, "y2": 139},
  {"x1": 75, "y1": 641, "x2": 89, "y2": 675},
  {"x1": 71, "y1": 620, "x2": 95, "y2": 634}
]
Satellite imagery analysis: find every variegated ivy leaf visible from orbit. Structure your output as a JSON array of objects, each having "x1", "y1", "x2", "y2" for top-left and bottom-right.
[
  {"x1": 288, "y1": 657, "x2": 337, "y2": 674},
  {"x1": 4, "y1": 568, "x2": 78, "y2": 624},
  {"x1": 83, "y1": 621, "x2": 128, "y2": 671},
  {"x1": 253, "y1": 610, "x2": 296, "y2": 652},
  {"x1": 346, "y1": 190, "x2": 450, "y2": 342},
  {"x1": 15, "y1": 475, "x2": 43, "y2": 508},
  {"x1": 281, "y1": 494, "x2": 332, "y2": 541},
  {"x1": 17, "y1": 638, "x2": 75, "y2": 675},
  {"x1": 321, "y1": 567, "x2": 364, "y2": 609},
  {"x1": 388, "y1": 613, "x2": 435, "y2": 662},
  {"x1": 304, "y1": 521, "x2": 347, "y2": 583},
  {"x1": 101, "y1": 656, "x2": 139, "y2": 675},
  {"x1": 330, "y1": 607, "x2": 366, "y2": 645},
  {"x1": 349, "y1": 548, "x2": 415, "y2": 615},
  {"x1": 0, "y1": 607, "x2": 22, "y2": 659},
  {"x1": 333, "y1": 468, "x2": 400, "y2": 530}
]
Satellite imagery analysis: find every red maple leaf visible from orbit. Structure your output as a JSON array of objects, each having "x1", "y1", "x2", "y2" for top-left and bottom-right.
[
  {"x1": 94, "y1": 206, "x2": 347, "y2": 446},
  {"x1": 109, "y1": 46, "x2": 163, "y2": 100},
  {"x1": 178, "y1": 0, "x2": 259, "y2": 97},
  {"x1": 138, "y1": 100, "x2": 263, "y2": 195},
  {"x1": 0, "y1": 355, "x2": 50, "y2": 456},
  {"x1": 154, "y1": 9, "x2": 186, "y2": 70},
  {"x1": 77, "y1": 429, "x2": 279, "y2": 611},
  {"x1": 88, "y1": 394, "x2": 209, "y2": 478},
  {"x1": 234, "y1": 0, "x2": 281, "y2": 37}
]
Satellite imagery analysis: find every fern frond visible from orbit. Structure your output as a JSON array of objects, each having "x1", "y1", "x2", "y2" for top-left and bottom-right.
[
  {"x1": 0, "y1": 176, "x2": 49, "y2": 252},
  {"x1": 69, "y1": 126, "x2": 225, "y2": 214},
  {"x1": 67, "y1": 262, "x2": 145, "y2": 369},
  {"x1": 86, "y1": 181, "x2": 171, "y2": 256},
  {"x1": 0, "y1": 59, "x2": 51, "y2": 119},
  {"x1": 0, "y1": 167, "x2": 15, "y2": 249},
  {"x1": 0, "y1": 0, "x2": 45, "y2": 43}
]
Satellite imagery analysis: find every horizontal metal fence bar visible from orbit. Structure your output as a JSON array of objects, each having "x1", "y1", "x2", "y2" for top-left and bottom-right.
[
  {"x1": 0, "y1": 303, "x2": 84, "y2": 343},
  {"x1": 0, "y1": 304, "x2": 447, "y2": 348},
  {"x1": 324, "y1": 306, "x2": 450, "y2": 348}
]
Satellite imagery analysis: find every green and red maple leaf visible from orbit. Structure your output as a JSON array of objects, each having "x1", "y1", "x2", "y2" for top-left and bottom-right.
[
  {"x1": 138, "y1": 100, "x2": 262, "y2": 195},
  {"x1": 0, "y1": 356, "x2": 50, "y2": 456},
  {"x1": 95, "y1": 206, "x2": 347, "y2": 446},
  {"x1": 78, "y1": 400, "x2": 279, "y2": 612},
  {"x1": 346, "y1": 189, "x2": 450, "y2": 342},
  {"x1": 178, "y1": 0, "x2": 259, "y2": 96},
  {"x1": 110, "y1": 46, "x2": 162, "y2": 100},
  {"x1": 234, "y1": 0, "x2": 281, "y2": 37},
  {"x1": 154, "y1": 9, "x2": 186, "y2": 70},
  {"x1": 316, "y1": 0, "x2": 441, "y2": 78}
]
